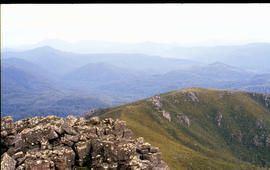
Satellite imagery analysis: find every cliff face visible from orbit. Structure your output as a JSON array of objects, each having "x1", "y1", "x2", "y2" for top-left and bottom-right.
[{"x1": 1, "y1": 115, "x2": 169, "y2": 170}]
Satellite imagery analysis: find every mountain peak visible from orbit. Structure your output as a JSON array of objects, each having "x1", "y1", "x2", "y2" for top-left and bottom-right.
[
  {"x1": 28, "y1": 46, "x2": 60, "y2": 53},
  {"x1": 209, "y1": 61, "x2": 229, "y2": 67}
]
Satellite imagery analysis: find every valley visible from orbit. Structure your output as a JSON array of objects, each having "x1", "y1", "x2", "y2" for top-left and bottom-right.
[
  {"x1": 2, "y1": 4, "x2": 270, "y2": 170},
  {"x1": 2, "y1": 44, "x2": 270, "y2": 120}
]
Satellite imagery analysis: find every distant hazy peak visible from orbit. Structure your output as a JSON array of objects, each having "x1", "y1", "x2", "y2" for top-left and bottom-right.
[
  {"x1": 23, "y1": 45, "x2": 64, "y2": 54},
  {"x1": 209, "y1": 62, "x2": 229, "y2": 66}
]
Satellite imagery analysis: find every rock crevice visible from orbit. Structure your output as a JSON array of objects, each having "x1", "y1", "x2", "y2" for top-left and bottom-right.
[{"x1": 1, "y1": 116, "x2": 169, "y2": 170}]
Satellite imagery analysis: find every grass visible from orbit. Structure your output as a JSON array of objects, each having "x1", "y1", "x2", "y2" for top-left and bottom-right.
[{"x1": 92, "y1": 87, "x2": 270, "y2": 170}]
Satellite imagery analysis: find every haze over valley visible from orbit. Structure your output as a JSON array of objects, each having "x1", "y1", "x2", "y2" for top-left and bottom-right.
[
  {"x1": 2, "y1": 4, "x2": 270, "y2": 170},
  {"x1": 2, "y1": 41, "x2": 270, "y2": 120}
]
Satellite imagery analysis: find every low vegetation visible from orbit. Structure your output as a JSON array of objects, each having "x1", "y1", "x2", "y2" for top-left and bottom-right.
[{"x1": 90, "y1": 88, "x2": 270, "y2": 169}]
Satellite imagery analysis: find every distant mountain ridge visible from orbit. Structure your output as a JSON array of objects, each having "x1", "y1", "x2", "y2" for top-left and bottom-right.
[
  {"x1": 2, "y1": 41, "x2": 270, "y2": 169},
  {"x1": 1, "y1": 59, "x2": 109, "y2": 121},
  {"x1": 2, "y1": 45, "x2": 202, "y2": 75},
  {"x1": 64, "y1": 62, "x2": 139, "y2": 83},
  {"x1": 2, "y1": 46, "x2": 270, "y2": 120},
  {"x1": 5, "y1": 40, "x2": 270, "y2": 72}
]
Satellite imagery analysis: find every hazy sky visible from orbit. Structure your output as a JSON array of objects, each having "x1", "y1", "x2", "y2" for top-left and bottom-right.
[{"x1": 2, "y1": 4, "x2": 270, "y2": 47}]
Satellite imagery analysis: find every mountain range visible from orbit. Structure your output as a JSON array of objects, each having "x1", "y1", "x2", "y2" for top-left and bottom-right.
[
  {"x1": 1, "y1": 43, "x2": 270, "y2": 120},
  {"x1": 5, "y1": 40, "x2": 270, "y2": 72},
  {"x1": 2, "y1": 41, "x2": 270, "y2": 169}
]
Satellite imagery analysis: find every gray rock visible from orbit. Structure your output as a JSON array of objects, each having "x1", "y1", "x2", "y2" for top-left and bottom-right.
[
  {"x1": 12, "y1": 151, "x2": 24, "y2": 160},
  {"x1": 1, "y1": 115, "x2": 169, "y2": 170},
  {"x1": 53, "y1": 146, "x2": 75, "y2": 169},
  {"x1": 89, "y1": 116, "x2": 100, "y2": 125},
  {"x1": 60, "y1": 136, "x2": 74, "y2": 147},
  {"x1": 1, "y1": 152, "x2": 16, "y2": 170},
  {"x1": 61, "y1": 123, "x2": 78, "y2": 135},
  {"x1": 162, "y1": 111, "x2": 171, "y2": 122},
  {"x1": 186, "y1": 91, "x2": 199, "y2": 102},
  {"x1": 65, "y1": 134, "x2": 79, "y2": 143},
  {"x1": 24, "y1": 159, "x2": 54, "y2": 170},
  {"x1": 150, "y1": 146, "x2": 159, "y2": 153},
  {"x1": 177, "y1": 114, "x2": 191, "y2": 127},
  {"x1": 256, "y1": 119, "x2": 264, "y2": 129},
  {"x1": 123, "y1": 129, "x2": 134, "y2": 139},
  {"x1": 75, "y1": 141, "x2": 91, "y2": 166},
  {"x1": 216, "y1": 114, "x2": 223, "y2": 128},
  {"x1": 263, "y1": 94, "x2": 270, "y2": 107}
]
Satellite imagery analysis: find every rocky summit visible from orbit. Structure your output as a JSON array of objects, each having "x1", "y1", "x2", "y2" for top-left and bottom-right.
[{"x1": 1, "y1": 115, "x2": 169, "y2": 170}]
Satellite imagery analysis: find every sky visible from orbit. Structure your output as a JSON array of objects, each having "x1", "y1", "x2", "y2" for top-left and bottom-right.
[{"x1": 2, "y1": 4, "x2": 270, "y2": 47}]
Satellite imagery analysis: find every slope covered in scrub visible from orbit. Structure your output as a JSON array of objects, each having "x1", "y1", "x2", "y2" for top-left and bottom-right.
[{"x1": 88, "y1": 88, "x2": 270, "y2": 170}]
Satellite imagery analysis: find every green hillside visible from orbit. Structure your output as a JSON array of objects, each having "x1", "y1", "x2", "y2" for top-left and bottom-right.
[{"x1": 87, "y1": 88, "x2": 270, "y2": 170}]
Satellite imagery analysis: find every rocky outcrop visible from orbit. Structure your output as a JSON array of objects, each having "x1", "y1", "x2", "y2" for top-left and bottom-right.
[
  {"x1": 1, "y1": 152, "x2": 16, "y2": 170},
  {"x1": 177, "y1": 114, "x2": 190, "y2": 127},
  {"x1": 1, "y1": 116, "x2": 169, "y2": 170},
  {"x1": 263, "y1": 94, "x2": 270, "y2": 107},
  {"x1": 151, "y1": 96, "x2": 171, "y2": 122},
  {"x1": 151, "y1": 95, "x2": 192, "y2": 126},
  {"x1": 216, "y1": 114, "x2": 223, "y2": 128},
  {"x1": 151, "y1": 95, "x2": 162, "y2": 111},
  {"x1": 256, "y1": 119, "x2": 264, "y2": 129},
  {"x1": 266, "y1": 137, "x2": 270, "y2": 147},
  {"x1": 184, "y1": 92, "x2": 199, "y2": 102},
  {"x1": 162, "y1": 111, "x2": 171, "y2": 122}
]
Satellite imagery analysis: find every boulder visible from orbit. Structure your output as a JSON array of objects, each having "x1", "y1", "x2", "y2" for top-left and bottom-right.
[
  {"x1": 24, "y1": 159, "x2": 54, "y2": 170},
  {"x1": 89, "y1": 116, "x2": 100, "y2": 125},
  {"x1": 61, "y1": 123, "x2": 78, "y2": 135},
  {"x1": 1, "y1": 152, "x2": 16, "y2": 170},
  {"x1": 123, "y1": 129, "x2": 134, "y2": 139},
  {"x1": 0, "y1": 115, "x2": 169, "y2": 170},
  {"x1": 74, "y1": 141, "x2": 91, "y2": 166}
]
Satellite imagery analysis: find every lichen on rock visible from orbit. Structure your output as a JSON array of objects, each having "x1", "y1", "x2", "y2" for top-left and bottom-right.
[{"x1": 1, "y1": 115, "x2": 169, "y2": 170}]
